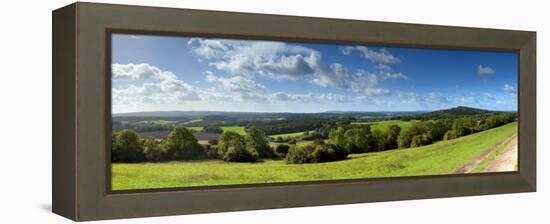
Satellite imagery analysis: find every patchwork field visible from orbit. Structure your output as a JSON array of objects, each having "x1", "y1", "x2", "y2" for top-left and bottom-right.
[
  {"x1": 112, "y1": 122, "x2": 517, "y2": 190},
  {"x1": 352, "y1": 120, "x2": 413, "y2": 132},
  {"x1": 221, "y1": 126, "x2": 247, "y2": 135}
]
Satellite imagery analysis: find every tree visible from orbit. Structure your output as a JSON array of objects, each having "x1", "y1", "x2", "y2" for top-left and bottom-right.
[
  {"x1": 285, "y1": 145, "x2": 311, "y2": 164},
  {"x1": 275, "y1": 144, "x2": 290, "y2": 156},
  {"x1": 245, "y1": 126, "x2": 276, "y2": 158},
  {"x1": 385, "y1": 124, "x2": 401, "y2": 150},
  {"x1": 143, "y1": 137, "x2": 165, "y2": 161},
  {"x1": 164, "y1": 126, "x2": 205, "y2": 160},
  {"x1": 410, "y1": 135, "x2": 424, "y2": 148},
  {"x1": 397, "y1": 129, "x2": 412, "y2": 149},
  {"x1": 328, "y1": 127, "x2": 347, "y2": 149},
  {"x1": 343, "y1": 128, "x2": 371, "y2": 153},
  {"x1": 452, "y1": 117, "x2": 477, "y2": 137},
  {"x1": 218, "y1": 131, "x2": 259, "y2": 162},
  {"x1": 371, "y1": 130, "x2": 387, "y2": 151},
  {"x1": 112, "y1": 130, "x2": 144, "y2": 162},
  {"x1": 204, "y1": 126, "x2": 223, "y2": 133},
  {"x1": 219, "y1": 131, "x2": 244, "y2": 156}
]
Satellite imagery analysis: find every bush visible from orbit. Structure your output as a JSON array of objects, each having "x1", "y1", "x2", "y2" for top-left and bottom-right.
[
  {"x1": 311, "y1": 145, "x2": 331, "y2": 163},
  {"x1": 222, "y1": 144, "x2": 258, "y2": 162},
  {"x1": 444, "y1": 130, "x2": 458, "y2": 140},
  {"x1": 286, "y1": 144, "x2": 348, "y2": 164},
  {"x1": 285, "y1": 145, "x2": 311, "y2": 164},
  {"x1": 208, "y1": 139, "x2": 219, "y2": 145},
  {"x1": 112, "y1": 130, "x2": 145, "y2": 162},
  {"x1": 275, "y1": 144, "x2": 290, "y2": 156},
  {"x1": 204, "y1": 144, "x2": 219, "y2": 159},
  {"x1": 410, "y1": 135, "x2": 423, "y2": 148}
]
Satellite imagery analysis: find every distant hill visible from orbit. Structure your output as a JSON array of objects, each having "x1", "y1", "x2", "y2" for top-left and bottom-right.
[{"x1": 408, "y1": 106, "x2": 495, "y2": 119}]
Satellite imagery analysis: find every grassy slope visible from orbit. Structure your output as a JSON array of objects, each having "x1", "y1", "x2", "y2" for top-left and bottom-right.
[{"x1": 112, "y1": 122, "x2": 517, "y2": 190}]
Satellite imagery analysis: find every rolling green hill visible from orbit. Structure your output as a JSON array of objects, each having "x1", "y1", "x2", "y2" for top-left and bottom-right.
[{"x1": 112, "y1": 122, "x2": 517, "y2": 190}]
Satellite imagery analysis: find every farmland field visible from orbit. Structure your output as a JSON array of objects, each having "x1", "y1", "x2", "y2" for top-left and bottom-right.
[
  {"x1": 352, "y1": 120, "x2": 412, "y2": 132},
  {"x1": 221, "y1": 126, "x2": 246, "y2": 135},
  {"x1": 112, "y1": 122, "x2": 517, "y2": 190},
  {"x1": 270, "y1": 130, "x2": 311, "y2": 138}
]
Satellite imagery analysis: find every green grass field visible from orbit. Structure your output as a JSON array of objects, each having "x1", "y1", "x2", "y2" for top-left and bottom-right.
[
  {"x1": 352, "y1": 120, "x2": 412, "y2": 133},
  {"x1": 270, "y1": 130, "x2": 310, "y2": 138},
  {"x1": 221, "y1": 126, "x2": 246, "y2": 135},
  {"x1": 112, "y1": 122, "x2": 517, "y2": 190},
  {"x1": 187, "y1": 126, "x2": 204, "y2": 132}
]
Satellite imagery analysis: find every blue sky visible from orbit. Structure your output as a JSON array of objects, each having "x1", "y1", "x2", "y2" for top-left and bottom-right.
[{"x1": 111, "y1": 34, "x2": 518, "y2": 113}]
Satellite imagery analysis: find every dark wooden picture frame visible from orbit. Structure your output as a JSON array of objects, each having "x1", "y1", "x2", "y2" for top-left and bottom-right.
[{"x1": 53, "y1": 2, "x2": 536, "y2": 221}]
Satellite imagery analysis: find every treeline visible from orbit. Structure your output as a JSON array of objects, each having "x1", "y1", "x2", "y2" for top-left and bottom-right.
[
  {"x1": 281, "y1": 112, "x2": 516, "y2": 164},
  {"x1": 112, "y1": 112, "x2": 516, "y2": 165},
  {"x1": 112, "y1": 126, "x2": 279, "y2": 163},
  {"x1": 240, "y1": 118, "x2": 326, "y2": 135}
]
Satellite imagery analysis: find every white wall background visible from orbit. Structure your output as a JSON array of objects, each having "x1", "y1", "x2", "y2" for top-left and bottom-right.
[{"x1": 0, "y1": 0, "x2": 546, "y2": 223}]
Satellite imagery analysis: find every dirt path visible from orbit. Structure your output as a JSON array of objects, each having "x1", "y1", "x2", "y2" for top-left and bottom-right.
[
  {"x1": 484, "y1": 137, "x2": 518, "y2": 172},
  {"x1": 454, "y1": 133, "x2": 516, "y2": 174}
]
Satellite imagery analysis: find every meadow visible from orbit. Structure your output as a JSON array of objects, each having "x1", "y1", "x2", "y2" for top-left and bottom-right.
[
  {"x1": 352, "y1": 120, "x2": 412, "y2": 132},
  {"x1": 112, "y1": 122, "x2": 517, "y2": 190}
]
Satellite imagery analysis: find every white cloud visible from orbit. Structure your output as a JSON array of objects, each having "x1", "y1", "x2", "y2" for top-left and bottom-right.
[
  {"x1": 504, "y1": 84, "x2": 516, "y2": 94},
  {"x1": 396, "y1": 91, "x2": 424, "y2": 103},
  {"x1": 478, "y1": 64, "x2": 496, "y2": 75},
  {"x1": 189, "y1": 38, "x2": 407, "y2": 97},
  {"x1": 428, "y1": 92, "x2": 451, "y2": 104},
  {"x1": 188, "y1": 38, "x2": 315, "y2": 79},
  {"x1": 112, "y1": 63, "x2": 176, "y2": 80},
  {"x1": 112, "y1": 64, "x2": 201, "y2": 107},
  {"x1": 341, "y1": 46, "x2": 401, "y2": 65},
  {"x1": 205, "y1": 72, "x2": 266, "y2": 93},
  {"x1": 269, "y1": 92, "x2": 353, "y2": 104}
]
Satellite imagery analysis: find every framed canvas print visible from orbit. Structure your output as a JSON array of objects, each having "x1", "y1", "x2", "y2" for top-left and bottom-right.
[{"x1": 52, "y1": 2, "x2": 536, "y2": 221}]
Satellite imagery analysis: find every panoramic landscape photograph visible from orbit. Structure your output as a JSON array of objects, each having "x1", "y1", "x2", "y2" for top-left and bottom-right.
[{"x1": 110, "y1": 33, "x2": 518, "y2": 190}]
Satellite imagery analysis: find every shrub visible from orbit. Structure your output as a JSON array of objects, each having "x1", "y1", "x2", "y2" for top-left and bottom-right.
[
  {"x1": 410, "y1": 135, "x2": 423, "y2": 148},
  {"x1": 112, "y1": 130, "x2": 145, "y2": 162},
  {"x1": 444, "y1": 130, "x2": 458, "y2": 140},
  {"x1": 311, "y1": 144, "x2": 331, "y2": 163},
  {"x1": 222, "y1": 144, "x2": 258, "y2": 162},
  {"x1": 285, "y1": 145, "x2": 311, "y2": 164},
  {"x1": 204, "y1": 144, "x2": 219, "y2": 159},
  {"x1": 286, "y1": 144, "x2": 348, "y2": 164},
  {"x1": 208, "y1": 139, "x2": 219, "y2": 145},
  {"x1": 288, "y1": 139, "x2": 297, "y2": 145},
  {"x1": 275, "y1": 144, "x2": 290, "y2": 157}
]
